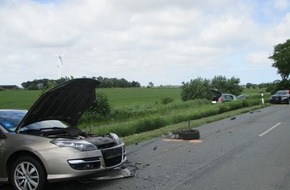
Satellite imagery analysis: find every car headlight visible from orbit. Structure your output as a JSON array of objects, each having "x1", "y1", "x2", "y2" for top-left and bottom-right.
[
  {"x1": 109, "y1": 133, "x2": 123, "y2": 144},
  {"x1": 51, "y1": 139, "x2": 97, "y2": 151},
  {"x1": 281, "y1": 97, "x2": 288, "y2": 100}
]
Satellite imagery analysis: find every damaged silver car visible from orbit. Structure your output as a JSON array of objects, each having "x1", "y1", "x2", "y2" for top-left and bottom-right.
[{"x1": 0, "y1": 79, "x2": 127, "y2": 190}]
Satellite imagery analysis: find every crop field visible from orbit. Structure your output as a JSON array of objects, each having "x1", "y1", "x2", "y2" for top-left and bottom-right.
[
  {"x1": 0, "y1": 90, "x2": 40, "y2": 109},
  {"x1": 98, "y1": 87, "x2": 181, "y2": 107},
  {"x1": 0, "y1": 87, "x2": 182, "y2": 109}
]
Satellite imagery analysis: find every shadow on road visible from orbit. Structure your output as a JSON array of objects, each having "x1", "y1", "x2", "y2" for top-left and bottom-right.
[{"x1": 1, "y1": 179, "x2": 119, "y2": 190}]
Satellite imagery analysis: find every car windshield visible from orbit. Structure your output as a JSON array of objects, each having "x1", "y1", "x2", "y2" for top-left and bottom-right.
[
  {"x1": 275, "y1": 91, "x2": 288, "y2": 96},
  {"x1": 0, "y1": 110, "x2": 68, "y2": 132},
  {"x1": 0, "y1": 110, "x2": 25, "y2": 132},
  {"x1": 19, "y1": 120, "x2": 68, "y2": 132}
]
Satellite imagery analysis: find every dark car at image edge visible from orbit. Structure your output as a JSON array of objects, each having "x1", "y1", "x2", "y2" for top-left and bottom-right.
[{"x1": 269, "y1": 90, "x2": 290, "y2": 104}]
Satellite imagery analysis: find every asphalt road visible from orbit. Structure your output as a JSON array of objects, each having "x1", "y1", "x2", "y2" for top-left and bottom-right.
[{"x1": 2, "y1": 104, "x2": 290, "y2": 190}]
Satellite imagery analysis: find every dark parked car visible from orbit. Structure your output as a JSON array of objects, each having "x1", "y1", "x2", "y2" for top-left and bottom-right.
[
  {"x1": 0, "y1": 79, "x2": 127, "y2": 190},
  {"x1": 211, "y1": 89, "x2": 238, "y2": 103},
  {"x1": 269, "y1": 90, "x2": 290, "y2": 104}
]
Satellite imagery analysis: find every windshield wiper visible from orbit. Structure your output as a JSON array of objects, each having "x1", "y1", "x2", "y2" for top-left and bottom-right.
[{"x1": 39, "y1": 127, "x2": 65, "y2": 131}]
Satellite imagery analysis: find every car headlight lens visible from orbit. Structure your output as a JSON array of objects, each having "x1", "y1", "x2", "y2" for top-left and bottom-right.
[
  {"x1": 281, "y1": 97, "x2": 288, "y2": 100},
  {"x1": 51, "y1": 139, "x2": 97, "y2": 151},
  {"x1": 109, "y1": 133, "x2": 123, "y2": 144}
]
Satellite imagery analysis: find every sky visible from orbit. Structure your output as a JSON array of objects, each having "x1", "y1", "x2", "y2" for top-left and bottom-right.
[{"x1": 1, "y1": 0, "x2": 290, "y2": 87}]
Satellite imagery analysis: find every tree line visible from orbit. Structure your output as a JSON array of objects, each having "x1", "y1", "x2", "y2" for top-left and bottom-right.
[{"x1": 21, "y1": 76, "x2": 141, "y2": 90}]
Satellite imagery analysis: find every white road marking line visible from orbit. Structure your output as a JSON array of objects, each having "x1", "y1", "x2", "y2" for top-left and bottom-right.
[{"x1": 259, "y1": 122, "x2": 281, "y2": 137}]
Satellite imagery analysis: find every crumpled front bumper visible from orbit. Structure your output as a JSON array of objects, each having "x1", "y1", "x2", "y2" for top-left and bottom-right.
[{"x1": 37, "y1": 144, "x2": 127, "y2": 183}]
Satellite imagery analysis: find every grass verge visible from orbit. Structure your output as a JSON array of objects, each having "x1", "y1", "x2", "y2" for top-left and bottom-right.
[
  {"x1": 83, "y1": 99, "x2": 262, "y2": 137},
  {"x1": 123, "y1": 104, "x2": 267, "y2": 145}
]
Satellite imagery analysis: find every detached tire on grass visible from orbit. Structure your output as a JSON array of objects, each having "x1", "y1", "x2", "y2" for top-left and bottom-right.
[{"x1": 178, "y1": 129, "x2": 200, "y2": 140}]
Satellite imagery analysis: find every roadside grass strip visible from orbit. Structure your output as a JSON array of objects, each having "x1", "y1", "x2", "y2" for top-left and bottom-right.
[{"x1": 123, "y1": 105, "x2": 266, "y2": 145}]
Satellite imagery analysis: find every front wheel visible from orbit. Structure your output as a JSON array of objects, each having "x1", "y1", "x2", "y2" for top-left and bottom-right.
[{"x1": 10, "y1": 156, "x2": 47, "y2": 190}]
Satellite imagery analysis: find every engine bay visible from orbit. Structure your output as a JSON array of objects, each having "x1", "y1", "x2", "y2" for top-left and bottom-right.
[{"x1": 20, "y1": 126, "x2": 118, "y2": 148}]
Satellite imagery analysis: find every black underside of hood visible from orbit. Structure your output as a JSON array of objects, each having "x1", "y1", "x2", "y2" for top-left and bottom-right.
[
  {"x1": 17, "y1": 78, "x2": 100, "y2": 131},
  {"x1": 210, "y1": 88, "x2": 222, "y2": 96}
]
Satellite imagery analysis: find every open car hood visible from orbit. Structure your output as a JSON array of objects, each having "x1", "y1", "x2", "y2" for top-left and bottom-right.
[
  {"x1": 16, "y1": 78, "x2": 100, "y2": 131},
  {"x1": 210, "y1": 88, "x2": 222, "y2": 96}
]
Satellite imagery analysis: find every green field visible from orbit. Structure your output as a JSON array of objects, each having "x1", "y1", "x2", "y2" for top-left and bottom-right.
[
  {"x1": 0, "y1": 88, "x2": 182, "y2": 109},
  {"x1": 0, "y1": 90, "x2": 40, "y2": 109},
  {"x1": 98, "y1": 87, "x2": 181, "y2": 107}
]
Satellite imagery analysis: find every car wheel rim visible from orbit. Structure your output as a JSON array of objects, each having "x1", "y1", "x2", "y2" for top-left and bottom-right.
[{"x1": 14, "y1": 161, "x2": 40, "y2": 190}]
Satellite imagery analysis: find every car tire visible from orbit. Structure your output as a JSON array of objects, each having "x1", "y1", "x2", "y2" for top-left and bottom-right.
[
  {"x1": 178, "y1": 129, "x2": 200, "y2": 140},
  {"x1": 10, "y1": 156, "x2": 47, "y2": 190}
]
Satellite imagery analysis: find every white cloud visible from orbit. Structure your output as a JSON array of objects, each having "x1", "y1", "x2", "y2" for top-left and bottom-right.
[
  {"x1": 246, "y1": 51, "x2": 272, "y2": 66},
  {"x1": 0, "y1": 0, "x2": 289, "y2": 86},
  {"x1": 274, "y1": 0, "x2": 289, "y2": 11},
  {"x1": 199, "y1": 15, "x2": 257, "y2": 47},
  {"x1": 275, "y1": 13, "x2": 290, "y2": 38}
]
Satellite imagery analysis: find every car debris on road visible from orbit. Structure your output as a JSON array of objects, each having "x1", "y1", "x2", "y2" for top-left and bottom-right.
[
  {"x1": 78, "y1": 163, "x2": 136, "y2": 182},
  {"x1": 171, "y1": 129, "x2": 200, "y2": 140}
]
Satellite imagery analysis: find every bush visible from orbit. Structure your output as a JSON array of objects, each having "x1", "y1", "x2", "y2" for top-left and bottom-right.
[
  {"x1": 211, "y1": 76, "x2": 243, "y2": 95},
  {"x1": 181, "y1": 77, "x2": 211, "y2": 101},
  {"x1": 83, "y1": 92, "x2": 111, "y2": 121},
  {"x1": 181, "y1": 76, "x2": 244, "y2": 101},
  {"x1": 41, "y1": 81, "x2": 57, "y2": 95},
  {"x1": 161, "y1": 97, "x2": 174, "y2": 104}
]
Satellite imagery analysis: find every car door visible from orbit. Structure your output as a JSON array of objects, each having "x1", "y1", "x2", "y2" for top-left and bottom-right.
[
  {"x1": 0, "y1": 128, "x2": 7, "y2": 180},
  {"x1": 0, "y1": 126, "x2": 7, "y2": 152}
]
